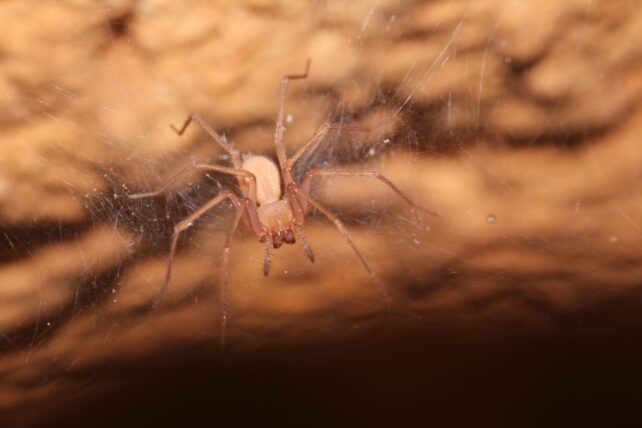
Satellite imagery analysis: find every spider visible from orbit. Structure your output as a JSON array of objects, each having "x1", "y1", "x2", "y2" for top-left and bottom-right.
[{"x1": 128, "y1": 60, "x2": 438, "y2": 346}]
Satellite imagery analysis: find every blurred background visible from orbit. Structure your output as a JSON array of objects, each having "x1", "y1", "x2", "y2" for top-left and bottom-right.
[{"x1": 1, "y1": 0, "x2": 641, "y2": 426}]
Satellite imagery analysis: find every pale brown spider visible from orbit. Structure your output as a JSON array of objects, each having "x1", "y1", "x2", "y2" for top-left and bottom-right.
[{"x1": 128, "y1": 61, "x2": 438, "y2": 346}]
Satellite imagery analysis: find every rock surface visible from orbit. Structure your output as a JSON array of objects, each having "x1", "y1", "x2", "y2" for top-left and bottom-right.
[{"x1": 0, "y1": 1, "x2": 641, "y2": 426}]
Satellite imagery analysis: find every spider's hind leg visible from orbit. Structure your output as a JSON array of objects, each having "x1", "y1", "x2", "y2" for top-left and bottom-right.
[{"x1": 153, "y1": 190, "x2": 241, "y2": 309}]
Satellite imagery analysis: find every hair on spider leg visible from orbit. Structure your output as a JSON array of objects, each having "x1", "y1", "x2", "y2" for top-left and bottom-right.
[{"x1": 127, "y1": 60, "x2": 439, "y2": 348}]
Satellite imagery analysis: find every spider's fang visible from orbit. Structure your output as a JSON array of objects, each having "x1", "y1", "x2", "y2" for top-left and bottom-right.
[
  {"x1": 273, "y1": 234, "x2": 284, "y2": 248},
  {"x1": 272, "y1": 229, "x2": 296, "y2": 248},
  {"x1": 283, "y1": 229, "x2": 296, "y2": 244}
]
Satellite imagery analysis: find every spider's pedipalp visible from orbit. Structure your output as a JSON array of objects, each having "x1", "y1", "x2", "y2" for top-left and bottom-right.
[
  {"x1": 271, "y1": 229, "x2": 296, "y2": 249},
  {"x1": 294, "y1": 226, "x2": 315, "y2": 263},
  {"x1": 283, "y1": 229, "x2": 296, "y2": 244}
]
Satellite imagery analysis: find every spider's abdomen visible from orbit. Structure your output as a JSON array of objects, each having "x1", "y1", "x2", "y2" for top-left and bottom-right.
[{"x1": 241, "y1": 155, "x2": 281, "y2": 205}]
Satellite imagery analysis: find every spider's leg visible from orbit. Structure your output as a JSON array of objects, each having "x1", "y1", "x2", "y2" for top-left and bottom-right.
[
  {"x1": 127, "y1": 162, "x2": 199, "y2": 199},
  {"x1": 263, "y1": 234, "x2": 273, "y2": 277},
  {"x1": 154, "y1": 190, "x2": 240, "y2": 309},
  {"x1": 219, "y1": 198, "x2": 246, "y2": 351},
  {"x1": 292, "y1": 186, "x2": 374, "y2": 278},
  {"x1": 294, "y1": 226, "x2": 315, "y2": 263},
  {"x1": 284, "y1": 186, "x2": 315, "y2": 263},
  {"x1": 285, "y1": 122, "x2": 379, "y2": 174},
  {"x1": 128, "y1": 162, "x2": 258, "y2": 205},
  {"x1": 300, "y1": 169, "x2": 439, "y2": 217},
  {"x1": 171, "y1": 113, "x2": 242, "y2": 168},
  {"x1": 274, "y1": 60, "x2": 311, "y2": 170}
]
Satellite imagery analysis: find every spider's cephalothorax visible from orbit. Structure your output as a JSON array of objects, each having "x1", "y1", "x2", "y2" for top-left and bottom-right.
[{"x1": 240, "y1": 155, "x2": 296, "y2": 249}]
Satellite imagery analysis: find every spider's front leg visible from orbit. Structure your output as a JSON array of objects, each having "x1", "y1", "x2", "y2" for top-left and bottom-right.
[
  {"x1": 170, "y1": 112, "x2": 242, "y2": 169},
  {"x1": 286, "y1": 183, "x2": 373, "y2": 278},
  {"x1": 284, "y1": 184, "x2": 315, "y2": 264}
]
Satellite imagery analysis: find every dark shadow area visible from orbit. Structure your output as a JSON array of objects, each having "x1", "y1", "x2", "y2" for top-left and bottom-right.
[
  {"x1": 107, "y1": 13, "x2": 132, "y2": 39},
  {"x1": 0, "y1": 222, "x2": 92, "y2": 264},
  {"x1": 3, "y1": 288, "x2": 642, "y2": 427}
]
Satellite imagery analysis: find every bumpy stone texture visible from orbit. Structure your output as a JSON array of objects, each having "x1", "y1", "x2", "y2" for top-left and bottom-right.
[
  {"x1": 0, "y1": 0, "x2": 640, "y2": 225},
  {"x1": 0, "y1": 0, "x2": 641, "y2": 423}
]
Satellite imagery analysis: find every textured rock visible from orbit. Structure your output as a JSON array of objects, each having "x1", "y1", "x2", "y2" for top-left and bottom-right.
[{"x1": 0, "y1": 0, "x2": 641, "y2": 425}]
